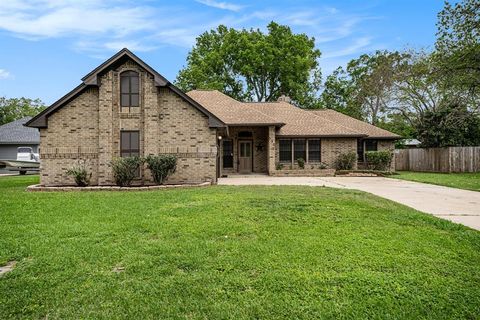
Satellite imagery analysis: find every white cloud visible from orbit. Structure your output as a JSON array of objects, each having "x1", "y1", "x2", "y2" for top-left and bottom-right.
[
  {"x1": 0, "y1": 69, "x2": 11, "y2": 79},
  {"x1": 0, "y1": 1, "x2": 155, "y2": 39},
  {"x1": 0, "y1": 0, "x2": 384, "y2": 73},
  {"x1": 195, "y1": 0, "x2": 244, "y2": 12},
  {"x1": 323, "y1": 37, "x2": 372, "y2": 59}
]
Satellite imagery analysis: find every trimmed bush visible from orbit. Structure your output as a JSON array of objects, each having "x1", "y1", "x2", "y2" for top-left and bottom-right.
[
  {"x1": 335, "y1": 151, "x2": 357, "y2": 170},
  {"x1": 365, "y1": 151, "x2": 393, "y2": 171},
  {"x1": 297, "y1": 158, "x2": 305, "y2": 169},
  {"x1": 145, "y1": 155, "x2": 177, "y2": 185},
  {"x1": 65, "y1": 160, "x2": 91, "y2": 187},
  {"x1": 110, "y1": 156, "x2": 143, "y2": 187}
]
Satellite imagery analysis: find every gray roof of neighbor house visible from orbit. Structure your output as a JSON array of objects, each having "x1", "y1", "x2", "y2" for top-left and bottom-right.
[
  {"x1": 0, "y1": 117, "x2": 40, "y2": 144},
  {"x1": 25, "y1": 48, "x2": 224, "y2": 128},
  {"x1": 187, "y1": 90, "x2": 400, "y2": 139}
]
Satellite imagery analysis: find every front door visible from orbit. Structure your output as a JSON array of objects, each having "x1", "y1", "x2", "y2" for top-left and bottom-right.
[{"x1": 238, "y1": 141, "x2": 252, "y2": 173}]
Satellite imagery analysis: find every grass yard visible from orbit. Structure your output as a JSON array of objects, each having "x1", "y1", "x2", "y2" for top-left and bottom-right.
[
  {"x1": 1, "y1": 175, "x2": 480, "y2": 319},
  {"x1": 393, "y1": 171, "x2": 480, "y2": 192}
]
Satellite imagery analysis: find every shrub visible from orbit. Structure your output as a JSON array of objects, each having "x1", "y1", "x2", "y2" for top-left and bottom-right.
[
  {"x1": 145, "y1": 155, "x2": 177, "y2": 185},
  {"x1": 276, "y1": 163, "x2": 284, "y2": 170},
  {"x1": 110, "y1": 156, "x2": 143, "y2": 187},
  {"x1": 297, "y1": 158, "x2": 305, "y2": 169},
  {"x1": 365, "y1": 151, "x2": 393, "y2": 171},
  {"x1": 65, "y1": 160, "x2": 91, "y2": 187},
  {"x1": 335, "y1": 151, "x2": 357, "y2": 170}
]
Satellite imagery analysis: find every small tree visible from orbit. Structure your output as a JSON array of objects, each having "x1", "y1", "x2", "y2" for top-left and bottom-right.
[
  {"x1": 144, "y1": 155, "x2": 177, "y2": 185},
  {"x1": 365, "y1": 151, "x2": 393, "y2": 171},
  {"x1": 335, "y1": 152, "x2": 357, "y2": 170},
  {"x1": 65, "y1": 160, "x2": 91, "y2": 187},
  {"x1": 110, "y1": 156, "x2": 143, "y2": 187}
]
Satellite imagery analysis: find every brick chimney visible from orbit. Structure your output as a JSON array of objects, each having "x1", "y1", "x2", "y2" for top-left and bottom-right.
[{"x1": 277, "y1": 95, "x2": 292, "y2": 104}]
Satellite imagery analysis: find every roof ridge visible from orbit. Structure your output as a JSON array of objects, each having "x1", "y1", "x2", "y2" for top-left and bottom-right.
[{"x1": 241, "y1": 102, "x2": 282, "y2": 124}]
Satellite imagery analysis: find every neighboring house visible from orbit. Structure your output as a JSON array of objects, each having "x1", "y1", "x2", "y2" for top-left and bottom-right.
[
  {"x1": 403, "y1": 139, "x2": 421, "y2": 148},
  {"x1": 26, "y1": 49, "x2": 400, "y2": 186},
  {"x1": 0, "y1": 117, "x2": 40, "y2": 160}
]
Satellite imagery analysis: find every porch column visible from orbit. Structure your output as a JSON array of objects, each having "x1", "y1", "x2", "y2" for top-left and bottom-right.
[{"x1": 267, "y1": 126, "x2": 276, "y2": 175}]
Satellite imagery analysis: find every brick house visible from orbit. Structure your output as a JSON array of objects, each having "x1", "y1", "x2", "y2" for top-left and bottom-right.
[{"x1": 26, "y1": 49, "x2": 399, "y2": 186}]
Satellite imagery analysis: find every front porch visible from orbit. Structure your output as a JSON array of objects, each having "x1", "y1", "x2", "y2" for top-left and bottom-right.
[{"x1": 218, "y1": 126, "x2": 275, "y2": 177}]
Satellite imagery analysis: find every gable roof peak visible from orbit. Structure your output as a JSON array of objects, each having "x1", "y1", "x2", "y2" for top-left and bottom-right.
[
  {"x1": 26, "y1": 50, "x2": 225, "y2": 128},
  {"x1": 81, "y1": 48, "x2": 169, "y2": 86}
]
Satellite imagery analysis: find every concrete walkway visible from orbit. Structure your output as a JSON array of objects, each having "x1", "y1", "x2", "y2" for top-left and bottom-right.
[{"x1": 218, "y1": 175, "x2": 480, "y2": 231}]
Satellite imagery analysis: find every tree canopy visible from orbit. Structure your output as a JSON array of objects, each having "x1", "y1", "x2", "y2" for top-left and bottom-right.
[
  {"x1": 435, "y1": 0, "x2": 480, "y2": 94},
  {"x1": 319, "y1": 0, "x2": 480, "y2": 147},
  {"x1": 176, "y1": 22, "x2": 322, "y2": 107},
  {"x1": 0, "y1": 97, "x2": 46, "y2": 125}
]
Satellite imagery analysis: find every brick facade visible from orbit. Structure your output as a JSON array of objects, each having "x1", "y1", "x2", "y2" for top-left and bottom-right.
[
  {"x1": 378, "y1": 140, "x2": 396, "y2": 171},
  {"x1": 39, "y1": 58, "x2": 217, "y2": 186}
]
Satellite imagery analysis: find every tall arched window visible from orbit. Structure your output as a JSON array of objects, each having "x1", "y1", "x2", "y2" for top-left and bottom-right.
[{"x1": 120, "y1": 71, "x2": 139, "y2": 111}]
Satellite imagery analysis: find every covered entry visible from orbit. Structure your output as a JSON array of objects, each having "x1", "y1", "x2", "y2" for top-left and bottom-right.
[{"x1": 219, "y1": 126, "x2": 274, "y2": 176}]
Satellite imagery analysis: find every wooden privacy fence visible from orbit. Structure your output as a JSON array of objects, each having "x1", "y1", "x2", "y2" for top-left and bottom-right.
[{"x1": 395, "y1": 147, "x2": 480, "y2": 172}]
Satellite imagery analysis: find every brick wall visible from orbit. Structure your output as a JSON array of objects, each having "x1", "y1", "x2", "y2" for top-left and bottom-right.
[
  {"x1": 378, "y1": 140, "x2": 396, "y2": 171},
  {"x1": 321, "y1": 138, "x2": 358, "y2": 169},
  {"x1": 39, "y1": 58, "x2": 217, "y2": 186},
  {"x1": 39, "y1": 87, "x2": 100, "y2": 185}
]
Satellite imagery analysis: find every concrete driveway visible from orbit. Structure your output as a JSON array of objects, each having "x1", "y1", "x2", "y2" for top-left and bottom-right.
[{"x1": 218, "y1": 175, "x2": 480, "y2": 231}]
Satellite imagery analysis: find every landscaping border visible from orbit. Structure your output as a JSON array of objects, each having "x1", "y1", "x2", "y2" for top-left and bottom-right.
[
  {"x1": 335, "y1": 170, "x2": 396, "y2": 177},
  {"x1": 26, "y1": 181, "x2": 212, "y2": 192}
]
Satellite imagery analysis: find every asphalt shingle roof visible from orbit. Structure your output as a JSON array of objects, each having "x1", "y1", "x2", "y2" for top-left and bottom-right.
[
  {"x1": 187, "y1": 90, "x2": 399, "y2": 138},
  {"x1": 0, "y1": 117, "x2": 40, "y2": 144},
  {"x1": 308, "y1": 109, "x2": 401, "y2": 139}
]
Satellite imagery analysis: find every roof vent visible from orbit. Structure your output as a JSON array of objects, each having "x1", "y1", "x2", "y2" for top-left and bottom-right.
[{"x1": 277, "y1": 95, "x2": 292, "y2": 103}]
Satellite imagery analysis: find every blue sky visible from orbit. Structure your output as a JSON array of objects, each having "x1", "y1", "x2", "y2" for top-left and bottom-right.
[{"x1": 0, "y1": 0, "x2": 444, "y2": 105}]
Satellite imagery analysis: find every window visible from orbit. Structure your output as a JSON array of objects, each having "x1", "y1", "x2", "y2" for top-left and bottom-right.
[
  {"x1": 357, "y1": 139, "x2": 364, "y2": 161},
  {"x1": 120, "y1": 131, "x2": 139, "y2": 157},
  {"x1": 120, "y1": 71, "x2": 139, "y2": 110},
  {"x1": 279, "y1": 139, "x2": 292, "y2": 162},
  {"x1": 240, "y1": 142, "x2": 251, "y2": 157},
  {"x1": 308, "y1": 139, "x2": 321, "y2": 162},
  {"x1": 222, "y1": 140, "x2": 233, "y2": 168},
  {"x1": 293, "y1": 139, "x2": 306, "y2": 161},
  {"x1": 365, "y1": 140, "x2": 378, "y2": 152}
]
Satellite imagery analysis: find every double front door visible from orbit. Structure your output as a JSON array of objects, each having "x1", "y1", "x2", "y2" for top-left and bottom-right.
[{"x1": 238, "y1": 141, "x2": 252, "y2": 173}]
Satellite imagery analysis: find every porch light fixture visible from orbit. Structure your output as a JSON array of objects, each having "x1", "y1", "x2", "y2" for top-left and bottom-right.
[{"x1": 218, "y1": 136, "x2": 222, "y2": 140}]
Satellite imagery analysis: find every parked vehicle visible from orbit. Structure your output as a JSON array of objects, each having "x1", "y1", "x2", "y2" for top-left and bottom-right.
[{"x1": 0, "y1": 147, "x2": 40, "y2": 175}]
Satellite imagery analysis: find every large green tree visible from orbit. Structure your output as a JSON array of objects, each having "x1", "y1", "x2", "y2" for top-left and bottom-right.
[
  {"x1": 320, "y1": 50, "x2": 403, "y2": 125},
  {"x1": 415, "y1": 103, "x2": 480, "y2": 147},
  {"x1": 320, "y1": 67, "x2": 363, "y2": 119},
  {"x1": 0, "y1": 97, "x2": 46, "y2": 125},
  {"x1": 176, "y1": 22, "x2": 322, "y2": 106},
  {"x1": 436, "y1": 0, "x2": 480, "y2": 97}
]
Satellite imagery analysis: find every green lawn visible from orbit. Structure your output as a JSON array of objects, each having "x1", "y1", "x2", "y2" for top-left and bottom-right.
[
  {"x1": 393, "y1": 171, "x2": 480, "y2": 191},
  {"x1": 1, "y1": 176, "x2": 480, "y2": 319}
]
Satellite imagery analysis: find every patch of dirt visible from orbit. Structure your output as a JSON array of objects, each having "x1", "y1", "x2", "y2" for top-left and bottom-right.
[
  {"x1": 112, "y1": 266, "x2": 125, "y2": 273},
  {"x1": 0, "y1": 261, "x2": 17, "y2": 276}
]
